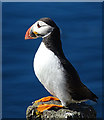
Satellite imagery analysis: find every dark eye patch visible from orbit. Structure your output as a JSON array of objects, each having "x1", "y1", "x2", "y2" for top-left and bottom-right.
[{"x1": 37, "y1": 23, "x2": 41, "y2": 28}]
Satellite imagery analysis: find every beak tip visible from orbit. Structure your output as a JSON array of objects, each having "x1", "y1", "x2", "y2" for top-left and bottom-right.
[
  {"x1": 25, "y1": 27, "x2": 31, "y2": 40},
  {"x1": 25, "y1": 36, "x2": 28, "y2": 40}
]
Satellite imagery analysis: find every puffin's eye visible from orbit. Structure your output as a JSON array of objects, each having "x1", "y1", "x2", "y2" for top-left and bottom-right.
[{"x1": 37, "y1": 23, "x2": 41, "y2": 28}]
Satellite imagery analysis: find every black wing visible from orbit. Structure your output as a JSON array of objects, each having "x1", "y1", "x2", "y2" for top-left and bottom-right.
[{"x1": 61, "y1": 57, "x2": 98, "y2": 102}]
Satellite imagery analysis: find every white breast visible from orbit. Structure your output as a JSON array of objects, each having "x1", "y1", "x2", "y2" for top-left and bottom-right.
[{"x1": 33, "y1": 42, "x2": 65, "y2": 96}]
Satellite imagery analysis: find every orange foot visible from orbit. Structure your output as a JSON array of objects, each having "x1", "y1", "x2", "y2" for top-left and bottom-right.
[
  {"x1": 37, "y1": 104, "x2": 63, "y2": 112},
  {"x1": 35, "y1": 96, "x2": 60, "y2": 103},
  {"x1": 34, "y1": 96, "x2": 62, "y2": 112}
]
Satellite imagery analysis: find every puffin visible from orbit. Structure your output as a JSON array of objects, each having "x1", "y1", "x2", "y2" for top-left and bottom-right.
[{"x1": 25, "y1": 17, "x2": 98, "y2": 112}]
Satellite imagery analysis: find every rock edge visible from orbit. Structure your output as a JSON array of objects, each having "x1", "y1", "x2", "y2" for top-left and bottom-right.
[{"x1": 26, "y1": 100, "x2": 96, "y2": 120}]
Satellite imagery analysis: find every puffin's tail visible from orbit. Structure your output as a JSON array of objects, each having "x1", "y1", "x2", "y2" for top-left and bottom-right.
[
  {"x1": 81, "y1": 83, "x2": 98, "y2": 103},
  {"x1": 90, "y1": 91, "x2": 98, "y2": 103}
]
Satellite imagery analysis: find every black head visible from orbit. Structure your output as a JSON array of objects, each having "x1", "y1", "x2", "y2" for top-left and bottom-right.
[{"x1": 39, "y1": 17, "x2": 58, "y2": 28}]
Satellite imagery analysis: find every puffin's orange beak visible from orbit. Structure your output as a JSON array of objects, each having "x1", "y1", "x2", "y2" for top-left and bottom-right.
[
  {"x1": 25, "y1": 26, "x2": 33, "y2": 40},
  {"x1": 25, "y1": 25, "x2": 39, "y2": 40}
]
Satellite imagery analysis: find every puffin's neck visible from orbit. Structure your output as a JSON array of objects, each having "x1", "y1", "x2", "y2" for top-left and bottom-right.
[{"x1": 42, "y1": 27, "x2": 64, "y2": 58}]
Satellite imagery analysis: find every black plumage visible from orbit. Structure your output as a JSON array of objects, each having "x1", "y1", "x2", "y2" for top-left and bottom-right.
[{"x1": 41, "y1": 17, "x2": 98, "y2": 103}]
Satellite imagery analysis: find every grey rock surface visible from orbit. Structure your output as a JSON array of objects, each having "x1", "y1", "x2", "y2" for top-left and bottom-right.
[{"x1": 26, "y1": 99, "x2": 96, "y2": 120}]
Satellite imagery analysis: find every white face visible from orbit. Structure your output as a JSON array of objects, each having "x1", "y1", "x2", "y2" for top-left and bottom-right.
[{"x1": 31, "y1": 21, "x2": 54, "y2": 38}]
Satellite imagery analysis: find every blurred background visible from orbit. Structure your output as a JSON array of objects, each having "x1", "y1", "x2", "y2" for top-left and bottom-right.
[{"x1": 2, "y1": 2, "x2": 102, "y2": 119}]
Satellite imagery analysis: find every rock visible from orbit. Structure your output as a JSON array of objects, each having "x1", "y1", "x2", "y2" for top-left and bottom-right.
[{"x1": 26, "y1": 99, "x2": 96, "y2": 120}]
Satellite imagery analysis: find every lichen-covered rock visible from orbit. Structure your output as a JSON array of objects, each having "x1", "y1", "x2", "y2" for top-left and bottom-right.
[{"x1": 26, "y1": 100, "x2": 96, "y2": 120}]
